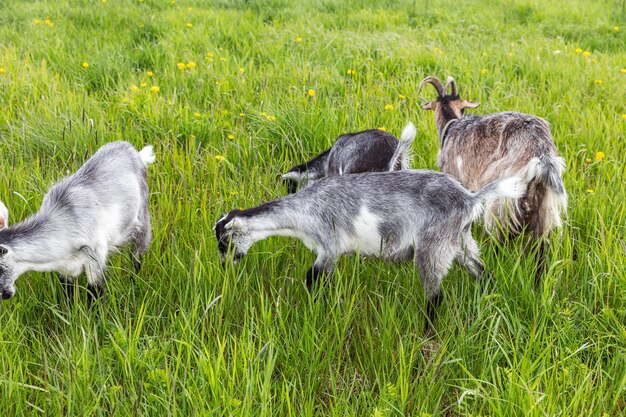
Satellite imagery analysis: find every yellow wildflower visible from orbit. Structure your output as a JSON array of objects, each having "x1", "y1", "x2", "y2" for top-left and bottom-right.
[
  {"x1": 398, "y1": 94, "x2": 406, "y2": 100},
  {"x1": 622, "y1": 113, "x2": 626, "y2": 120},
  {"x1": 620, "y1": 68, "x2": 626, "y2": 74},
  {"x1": 508, "y1": 52, "x2": 513, "y2": 57},
  {"x1": 595, "y1": 151, "x2": 604, "y2": 161},
  {"x1": 378, "y1": 127, "x2": 386, "y2": 131},
  {"x1": 585, "y1": 158, "x2": 591, "y2": 164},
  {"x1": 34, "y1": 19, "x2": 41, "y2": 24},
  {"x1": 260, "y1": 112, "x2": 268, "y2": 117},
  {"x1": 130, "y1": 85, "x2": 140, "y2": 92},
  {"x1": 186, "y1": 22, "x2": 193, "y2": 28},
  {"x1": 219, "y1": 57, "x2": 226, "y2": 62},
  {"x1": 347, "y1": 69, "x2": 355, "y2": 75},
  {"x1": 140, "y1": 82, "x2": 148, "y2": 87},
  {"x1": 214, "y1": 155, "x2": 226, "y2": 162},
  {"x1": 481, "y1": 69, "x2": 488, "y2": 75},
  {"x1": 384, "y1": 104, "x2": 393, "y2": 111},
  {"x1": 583, "y1": 51, "x2": 591, "y2": 57},
  {"x1": 227, "y1": 134, "x2": 235, "y2": 140},
  {"x1": 102, "y1": 0, "x2": 107, "y2": 3},
  {"x1": 594, "y1": 79, "x2": 603, "y2": 84},
  {"x1": 207, "y1": 53, "x2": 214, "y2": 58},
  {"x1": 586, "y1": 189, "x2": 594, "y2": 194},
  {"x1": 147, "y1": 71, "x2": 154, "y2": 77},
  {"x1": 82, "y1": 62, "x2": 89, "y2": 68},
  {"x1": 150, "y1": 85, "x2": 160, "y2": 93},
  {"x1": 434, "y1": 47, "x2": 443, "y2": 55},
  {"x1": 188, "y1": 7, "x2": 193, "y2": 12},
  {"x1": 44, "y1": 19, "x2": 53, "y2": 27},
  {"x1": 0, "y1": 67, "x2": 5, "y2": 74},
  {"x1": 194, "y1": 112, "x2": 201, "y2": 117},
  {"x1": 239, "y1": 113, "x2": 245, "y2": 117},
  {"x1": 308, "y1": 89, "x2": 315, "y2": 97},
  {"x1": 177, "y1": 62, "x2": 186, "y2": 70},
  {"x1": 239, "y1": 67, "x2": 245, "y2": 74},
  {"x1": 613, "y1": 26, "x2": 620, "y2": 31},
  {"x1": 575, "y1": 48, "x2": 583, "y2": 54},
  {"x1": 295, "y1": 36, "x2": 302, "y2": 43},
  {"x1": 186, "y1": 61, "x2": 196, "y2": 70},
  {"x1": 267, "y1": 115, "x2": 277, "y2": 121}
]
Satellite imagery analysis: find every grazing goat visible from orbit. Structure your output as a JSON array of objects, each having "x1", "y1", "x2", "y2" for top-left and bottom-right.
[
  {"x1": 0, "y1": 141, "x2": 155, "y2": 300},
  {"x1": 419, "y1": 76, "x2": 567, "y2": 276},
  {"x1": 216, "y1": 170, "x2": 526, "y2": 329},
  {"x1": 282, "y1": 122, "x2": 416, "y2": 193}
]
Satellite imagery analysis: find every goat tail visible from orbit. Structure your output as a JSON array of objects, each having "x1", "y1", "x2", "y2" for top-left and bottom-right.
[
  {"x1": 139, "y1": 146, "x2": 156, "y2": 167},
  {"x1": 469, "y1": 176, "x2": 527, "y2": 222},
  {"x1": 523, "y1": 154, "x2": 568, "y2": 235},
  {"x1": 388, "y1": 121, "x2": 416, "y2": 171}
]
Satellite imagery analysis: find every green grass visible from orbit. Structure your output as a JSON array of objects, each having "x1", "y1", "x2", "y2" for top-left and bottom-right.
[{"x1": 0, "y1": 0, "x2": 625, "y2": 415}]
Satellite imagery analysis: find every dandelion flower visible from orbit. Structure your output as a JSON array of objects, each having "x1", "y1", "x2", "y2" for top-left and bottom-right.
[
  {"x1": 507, "y1": 52, "x2": 513, "y2": 57},
  {"x1": 34, "y1": 19, "x2": 41, "y2": 24},
  {"x1": 44, "y1": 18, "x2": 53, "y2": 27},
  {"x1": 433, "y1": 47, "x2": 443, "y2": 55},
  {"x1": 595, "y1": 151, "x2": 604, "y2": 161},
  {"x1": 150, "y1": 85, "x2": 160, "y2": 93},
  {"x1": 384, "y1": 104, "x2": 393, "y2": 111},
  {"x1": 82, "y1": 62, "x2": 89, "y2": 68},
  {"x1": 101, "y1": 0, "x2": 107, "y2": 3},
  {"x1": 239, "y1": 112, "x2": 245, "y2": 117},
  {"x1": 613, "y1": 26, "x2": 620, "y2": 31},
  {"x1": 140, "y1": 82, "x2": 148, "y2": 87},
  {"x1": 219, "y1": 57, "x2": 226, "y2": 62},
  {"x1": 575, "y1": 48, "x2": 583, "y2": 54},
  {"x1": 481, "y1": 69, "x2": 488, "y2": 75},
  {"x1": 594, "y1": 79, "x2": 603, "y2": 84},
  {"x1": 308, "y1": 89, "x2": 315, "y2": 97},
  {"x1": 347, "y1": 69, "x2": 355, "y2": 75},
  {"x1": 214, "y1": 155, "x2": 226, "y2": 162},
  {"x1": 586, "y1": 189, "x2": 594, "y2": 194},
  {"x1": 295, "y1": 36, "x2": 302, "y2": 43},
  {"x1": 186, "y1": 22, "x2": 193, "y2": 28},
  {"x1": 227, "y1": 134, "x2": 235, "y2": 140},
  {"x1": 398, "y1": 94, "x2": 406, "y2": 100},
  {"x1": 620, "y1": 68, "x2": 626, "y2": 74},
  {"x1": 260, "y1": 112, "x2": 268, "y2": 117},
  {"x1": 0, "y1": 67, "x2": 5, "y2": 74},
  {"x1": 622, "y1": 113, "x2": 626, "y2": 120},
  {"x1": 177, "y1": 62, "x2": 186, "y2": 70},
  {"x1": 585, "y1": 158, "x2": 591, "y2": 164},
  {"x1": 130, "y1": 85, "x2": 140, "y2": 92},
  {"x1": 147, "y1": 71, "x2": 154, "y2": 77},
  {"x1": 207, "y1": 52, "x2": 214, "y2": 58},
  {"x1": 186, "y1": 61, "x2": 196, "y2": 70},
  {"x1": 239, "y1": 67, "x2": 245, "y2": 74},
  {"x1": 267, "y1": 115, "x2": 277, "y2": 121},
  {"x1": 188, "y1": 7, "x2": 193, "y2": 12},
  {"x1": 194, "y1": 112, "x2": 201, "y2": 117},
  {"x1": 377, "y1": 127, "x2": 386, "y2": 131},
  {"x1": 583, "y1": 51, "x2": 591, "y2": 57}
]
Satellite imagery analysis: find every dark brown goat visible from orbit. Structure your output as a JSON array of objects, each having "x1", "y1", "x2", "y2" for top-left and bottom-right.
[{"x1": 419, "y1": 76, "x2": 567, "y2": 277}]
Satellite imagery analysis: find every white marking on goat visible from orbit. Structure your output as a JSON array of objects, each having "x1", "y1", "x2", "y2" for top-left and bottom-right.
[{"x1": 347, "y1": 206, "x2": 382, "y2": 255}]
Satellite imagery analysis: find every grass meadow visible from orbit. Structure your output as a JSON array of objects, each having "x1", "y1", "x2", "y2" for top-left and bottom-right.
[{"x1": 0, "y1": 0, "x2": 625, "y2": 415}]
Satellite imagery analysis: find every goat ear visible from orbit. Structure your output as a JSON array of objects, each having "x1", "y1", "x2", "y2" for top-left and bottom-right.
[
  {"x1": 225, "y1": 217, "x2": 244, "y2": 231},
  {"x1": 0, "y1": 246, "x2": 7, "y2": 256},
  {"x1": 421, "y1": 101, "x2": 434, "y2": 110},
  {"x1": 460, "y1": 100, "x2": 480, "y2": 109}
]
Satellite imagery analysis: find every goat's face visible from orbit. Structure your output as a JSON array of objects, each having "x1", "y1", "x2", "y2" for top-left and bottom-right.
[
  {"x1": 0, "y1": 246, "x2": 17, "y2": 299},
  {"x1": 214, "y1": 210, "x2": 247, "y2": 264},
  {"x1": 419, "y1": 76, "x2": 480, "y2": 120}
]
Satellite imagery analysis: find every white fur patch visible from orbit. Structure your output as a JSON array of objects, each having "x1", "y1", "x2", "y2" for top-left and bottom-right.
[
  {"x1": 456, "y1": 156, "x2": 463, "y2": 172},
  {"x1": 139, "y1": 146, "x2": 156, "y2": 166},
  {"x1": 348, "y1": 206, "x2": 383, "y2": 255}
]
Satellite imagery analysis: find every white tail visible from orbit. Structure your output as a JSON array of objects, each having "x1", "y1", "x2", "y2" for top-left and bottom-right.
[
  {"x1": 471, "y1": 176, "x2": 526, "y2": 222},
  {"x1": 388, "y1": 121, "x2": 417, "y2": 171},
  {"x1": 139, "y1": 146, "x2": 156, "y2": 167}
]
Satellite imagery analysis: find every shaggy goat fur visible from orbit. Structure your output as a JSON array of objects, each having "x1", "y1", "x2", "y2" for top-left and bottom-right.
[
  {"x1": 420, "y1": 76, "x2": 567, "y2": 273},
  {"x1": 0, "y1": 141, "x2": 155, "y2": 300}
]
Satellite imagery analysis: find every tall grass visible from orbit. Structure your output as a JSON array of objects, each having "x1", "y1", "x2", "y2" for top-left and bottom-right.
[{"x1": 0, "y1": 0, "x2": 624, "y2": 415}]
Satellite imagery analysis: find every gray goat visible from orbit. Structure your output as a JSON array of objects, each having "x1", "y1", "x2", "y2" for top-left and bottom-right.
[
  {"x1": 281, "y1": 122, "x2": 416, "y2": 193},
  {"x1": 0, "y1": 141, "x2": 155, "y2": 300},
  {"x1": 216, "y1": 170, "x2": 525, "y2": 328},
  {"x1": 419, "y1": 76, "x2": 567, "y2": 276}
]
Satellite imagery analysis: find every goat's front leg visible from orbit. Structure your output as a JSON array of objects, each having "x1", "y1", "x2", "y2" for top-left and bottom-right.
[{"x1": 306, "y1": 253, "x2": 335, "y2": 289}]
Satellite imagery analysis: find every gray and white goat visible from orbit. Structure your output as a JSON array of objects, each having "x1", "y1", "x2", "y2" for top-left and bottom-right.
[
  {"x1": 0, "y1": 141, "x2": 155, "y2": 300},
  {"x1": 419, "y1": 76, "x2": 567, "y2": 274},
  {"x1": 281, "y1": 122, "x2": 416, "y2": 193},
  {"x1": 216, "y1": 170, "x2": 525, "y2": 327}
]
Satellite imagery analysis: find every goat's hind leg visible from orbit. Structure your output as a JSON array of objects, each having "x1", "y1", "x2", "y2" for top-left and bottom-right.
[
  {"x1": 305, "y1": 253, "x2": 335, "y2": 289},
  {"x1": 130, "y1": 210, "x2": 153, "y2": 274},
  {"x1": 457, "y1": 231, "x2": 488, "y2": 281}
]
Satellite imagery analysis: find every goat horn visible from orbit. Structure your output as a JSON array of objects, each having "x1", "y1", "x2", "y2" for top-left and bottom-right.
[
  {"x1": 444, "y1": 76, "x2": 458, "y2": 96},
  {"x1": 418, "y1": 76, "x2": 445, "y2": 96}
]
